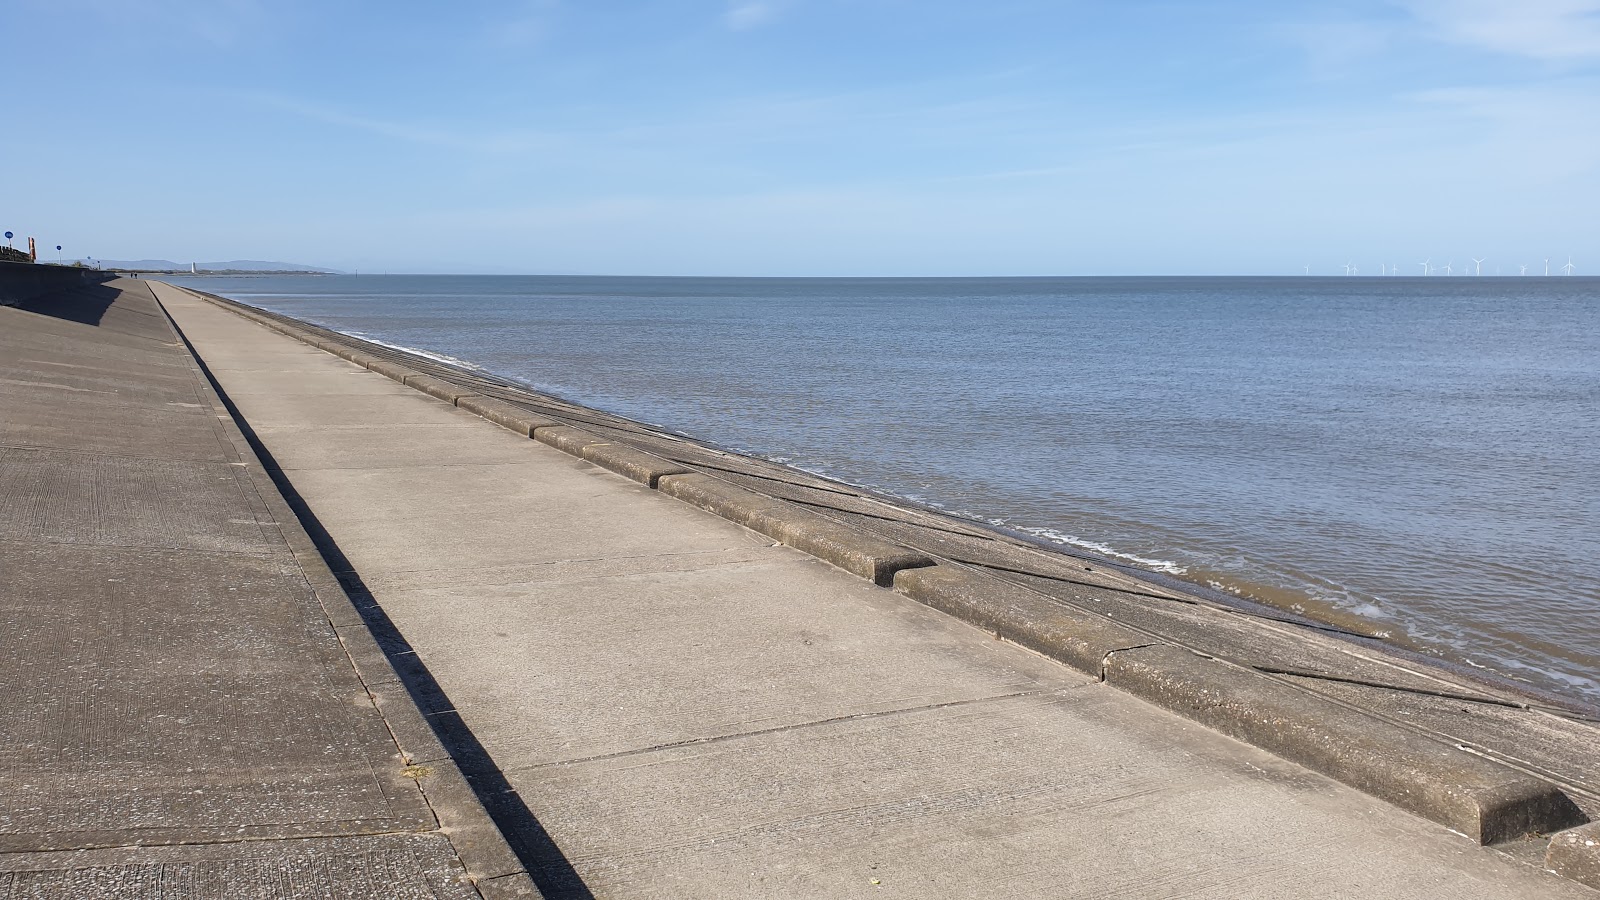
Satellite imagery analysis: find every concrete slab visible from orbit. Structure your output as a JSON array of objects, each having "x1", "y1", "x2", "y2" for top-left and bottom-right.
[
  {"x1": 0, "y1": 447, "x2": 274, "y2": 553},
  {"x1": 0, "y1": 834, "x2": 478, "y2": 900},
  {"x1": 257, "y1": 423, "x2": 547, "y2": 471},
  {"x1": 201, "y1": 365, "x2": 413, "y2": 396},
  {"x1": 365, "y1": 556, "x2": 1084, "y2": 766},
  {"x1": 516, "y1": 687, "x2": 1594, "y2": 899},
  {"x1": 277, "y1": 459, "x2": 757, "y2": 575},
  {"x1": 0, "y1": 328, "x2": 187, "y2": 372},
  {"x1": 0, "y1": 356, "x2": 205, "y2": 406},
  {"x1": 222, "y1": 389, "x2": 476, "y2": 426},
  {"x1": 0, "y1": 391, "x2": 234, "y2": 460}
]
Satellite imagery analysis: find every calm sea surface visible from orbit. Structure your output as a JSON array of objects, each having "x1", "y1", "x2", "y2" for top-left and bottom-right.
[{"x1": 171, "y1": 274, "x2": 1600, "y2": 705}]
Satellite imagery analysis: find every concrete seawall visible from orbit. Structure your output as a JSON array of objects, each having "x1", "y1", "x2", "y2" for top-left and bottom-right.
[
  {"x1": 5, "y1": 265, "x2": 1598, "y2": 897},
  {"x1": 0, "y1": 259, "x2": 113, "y2": 304},
  {"x1": 138, "y1": 280, "x2": 1600, "y2": 896}
]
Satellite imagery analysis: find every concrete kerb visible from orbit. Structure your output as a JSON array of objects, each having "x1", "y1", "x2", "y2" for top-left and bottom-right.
[
  {"x1": 456, "y1": 395, "x2": 558, "y2": 437},
  {"x1": 366, "y1": 356, "x2": 420, "y2": 383},
  {"x1": 658, "y1": 472, "x2": 934, "y2": 585},
  {"x1": 1103, "y1": 643, "x2": 1584, "y2": 845},
  {"x1": 579, "y1": 441, "x2": 691, "y2": 488},
  {"x1": 475, "y1": 873, "x2": 547, "y2": 900},
  {"x1": 1548, "y1": 822, "x2": 1600, "y2": 889},
  {"x1": 368, "y1": 678, "x2": 454, "y2": 767},
  {"x1": 893, "y1": 564, "x2": 1157, "y2": 677},
  {"x1": 330, "y1": 344, "x2": 382, "y2": 368},
  {"x1": 531, "y1": 424, "x2": 598, "y2": 456},
  {"x1": 412, "y1": 760, "x2": 531, "y2": 883},
  {"x1": 404, "y1": 373, "x2": 481, "y2": 406}
]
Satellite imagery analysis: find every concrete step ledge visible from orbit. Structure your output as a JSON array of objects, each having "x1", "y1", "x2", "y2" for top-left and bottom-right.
[
  {"x1": 365, "y1": 357, "x2": 420, "y2": 383},
  {"x1": 403, "y1": 373, "x2": 479, "y2": 406},
  {"x1": 535, "y1": 425, "x2": 693, "y2": 487},
  {"x1": 1547, "y1": 822, "x2": 1600, "y2": 889},
  {"x1": 657, "y1": 473, "x2": 932, "y2": 585},
  {"x1": 327, "y1": 344, "x2": 383, "y2": 368},
  {"x1": 533, "y1": 424, "x2": 599, "y2": 456},
  {"x1": 577, "y1": 442, "x2": 691, "y2": 488},
  {"x1": 1103, "y1": 643, "x2": 1584, "y2": 845},
  {"x1": 456, "y1": 395, "x2": 559, "y2": 437},
  {"x1": 893, "y1": 564, "x2": 1155, "y2": 676}
]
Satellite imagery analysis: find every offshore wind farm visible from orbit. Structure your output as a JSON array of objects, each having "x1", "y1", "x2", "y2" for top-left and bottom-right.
[{"x1": 1311, "y1": 254, "x2": 1582, "y2": 276}]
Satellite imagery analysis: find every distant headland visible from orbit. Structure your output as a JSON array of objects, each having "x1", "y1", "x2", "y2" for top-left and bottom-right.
[{"x1": 71, "y1": 259, "x2": 342, "y2": 275}]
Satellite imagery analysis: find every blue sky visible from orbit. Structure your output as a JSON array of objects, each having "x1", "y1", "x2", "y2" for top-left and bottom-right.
[{"x1": 4, "y1": 1, "x2": 1597, "y2": 274}]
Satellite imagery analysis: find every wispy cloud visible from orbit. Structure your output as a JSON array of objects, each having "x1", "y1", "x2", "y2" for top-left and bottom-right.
[
  {"x1": 726, "y1": 0, "x2": 786, "y2": 31},
  {"x1": 39, "y1": 0, "x2": 266, "y2": 48},
  {"x1": 1271, "y1": 19, "x2": 1398, "y2": 77},
  {"x1": 1403, "y1": 80, "x2": 1600, "y2": 177},
  {"x1": 490, "y1": 0, "x2": 560, "y2": 47},
  {"x1": 244, "y1": 93, "x2": 553, "y2": 155},
  {"x1": 1401, "y1": 0, "x2": 1600, "y2": 60}
]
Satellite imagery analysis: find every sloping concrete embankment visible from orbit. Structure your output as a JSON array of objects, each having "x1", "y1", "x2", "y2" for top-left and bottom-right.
[
  {"x1": 151, "y1": 280, "x2": 1600, "y2": 897},
  {"x1": 0, "y1": 275, "x2": 540, "y2": 898}
]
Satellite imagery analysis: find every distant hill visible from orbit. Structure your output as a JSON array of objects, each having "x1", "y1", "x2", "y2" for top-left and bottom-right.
[{"x1": 74, "y1": 259, "x2": 342, "y2": 274}]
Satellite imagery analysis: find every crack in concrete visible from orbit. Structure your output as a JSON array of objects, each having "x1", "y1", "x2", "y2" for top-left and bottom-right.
[{"x1": 519, "y1": 687, "x2": 1074, "y2": 772}]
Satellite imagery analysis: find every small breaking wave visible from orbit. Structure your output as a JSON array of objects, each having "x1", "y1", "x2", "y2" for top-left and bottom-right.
[
  {"x1": 1011, "y1": 526, "x2": 1189, "y2": 574},
  {"x1": 345, "y1": 333, "x2": 484, "y2": 371}
]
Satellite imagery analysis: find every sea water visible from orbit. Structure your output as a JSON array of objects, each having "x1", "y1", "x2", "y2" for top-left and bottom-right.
[{"x1": 171, "y1": 274, "x2": 1600, "y2": 705}]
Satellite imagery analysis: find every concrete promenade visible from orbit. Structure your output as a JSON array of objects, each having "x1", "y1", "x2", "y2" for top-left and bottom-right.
[
  {"x1": 142, "y1": 279, "x2": 1598, "y2": 898},
  {"x1": 0, "y1": 279, "x2": 534, "y2": 898}
]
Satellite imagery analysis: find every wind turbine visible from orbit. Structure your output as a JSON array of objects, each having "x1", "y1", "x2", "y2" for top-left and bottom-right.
[
  {"x1": 1562, "y1": 256, "x2": 1576, "y2": 275},
  {"x1": 1520, "y1": 264, "x2": 1528, "y2": 276},
  {"x1": 1472, "y1": 257, "x2": 1485, "y2": 276},
  {"x1": 1545, "y1": 258, "x2": 1551, "y2": 276},
  {"x1": 1420, "y1": 259, "x2": 1431, "y2": 275},
  {"x1": 1351, "y1": 264, "x2": 1359, "y2": 275},
  {"x1": 1303, "y1": 265, "x2": 1310, "y2": 275},
  {"x1": 1443, "y1": 260, "x2": 1454, "y2": 276},
  {"x1": 1342, "y1": 262, "x2": 1351, "y2": 275},
  {"x1": 1381, "y1": 263, "x2": 1387, "y2": 276}
]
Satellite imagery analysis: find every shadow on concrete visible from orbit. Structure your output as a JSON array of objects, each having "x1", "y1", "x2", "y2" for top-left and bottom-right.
[
  {"x1": 182, "y1": 336, "x2": 596, "y2": 900},
  {"x1": 8, "y1": 282, "x2": 123, "y2": 327}
]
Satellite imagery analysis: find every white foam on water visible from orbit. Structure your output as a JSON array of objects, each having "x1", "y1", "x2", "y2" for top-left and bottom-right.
[
  {"x1": 1013, "y1": 526, "x2": 1189, "y2": 574},
  {"x1": 345, "y1": 333, "x2": 484, "y2": 370}
]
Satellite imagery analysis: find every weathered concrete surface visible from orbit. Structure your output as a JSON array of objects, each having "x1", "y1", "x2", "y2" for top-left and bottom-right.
[
  {"x1": 0, "y1": 279, "x2": 532, "y2": 897},
  {"x1": 1551, "y1": 823, "x2": 1600, "y2": 890},
  {"x1": 1103, "y1": 644, "x2": 1582, "y2": 844},
  {"x1": 153, "y1": 281, "x2": 1598, "y2": 899},
  {"x1": 895, "y1": 563, "x2": 1155, "y2": 675}
]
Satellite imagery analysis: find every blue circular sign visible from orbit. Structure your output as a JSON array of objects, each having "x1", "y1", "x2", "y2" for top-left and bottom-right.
[{"x1": 3, "y1": 232, "x2": 11, "y2": 239}]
